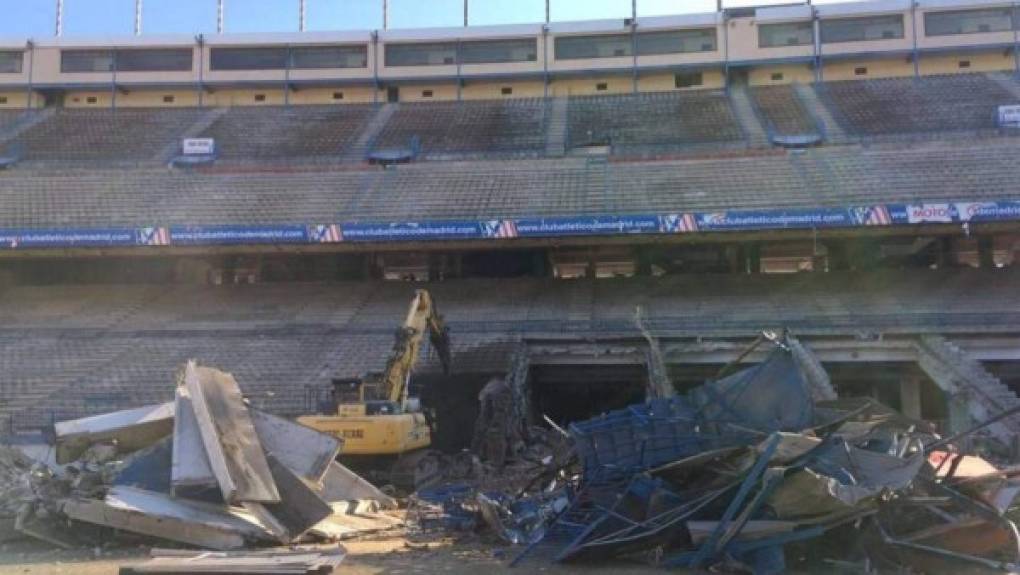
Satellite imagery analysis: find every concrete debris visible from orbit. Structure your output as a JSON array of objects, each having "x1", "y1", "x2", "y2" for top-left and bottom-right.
[
  {"x1": 2, "y1": 360, "x2": 399, "y2": 555},
  {"x1": 54, "y1": 402, "x2": 175, "y2": 465},
  {"x1": 121, "y1": 544, "x2": 346, "y2": 574},
  {"x1": 419, "y1": 332, "x2": 1020, "y2": 574},
  {"x1": 184, "y1": 361, "x2": 280, "y2": 504}
]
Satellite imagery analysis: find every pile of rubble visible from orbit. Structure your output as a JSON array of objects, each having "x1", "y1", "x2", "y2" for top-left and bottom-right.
[
  {"x1": 445, "y1": 335, "x2": 1020, "y2": 573},
  {"x1": 0, "y1": 361, "x2": 400, "y2": 573}
]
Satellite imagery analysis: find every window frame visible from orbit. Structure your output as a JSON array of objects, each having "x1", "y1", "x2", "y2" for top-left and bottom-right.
[
  {"x1": 758, "y1": 21, "x2": 815, "y2": 48},
  {"x1": 923, "y1": 7, "x2": 1015, "y2": 37},
  {"x1": 0, "y1": 51, "x2": 24, "y2": 74},
  {"x1": 820, "y1": 14, "x2": 906, "y2": 44},
  {"x1": 385, "y1": 42, "x2": 458, "y2": 67}
]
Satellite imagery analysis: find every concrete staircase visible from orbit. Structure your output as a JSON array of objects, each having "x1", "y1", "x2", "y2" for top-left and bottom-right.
[
  {"x1": 544, "y1": 96, "x2": 569, "y2": 157},
  {"x1": 915, "y1": 334, "x2": 1020, "y2": 445},
  {"x1": 0, "y1": 108, "x2": 56, "y2": 148},
  {"x1": 987, "y1": 71, "x2": 1020, "y2": 100},
  {"x1": 343, "y1": 103, "x2": 398, "y2": 163},
  {"x1": 727, "y1": 85, "x2": 770, "y2": 148},
  {"x1": 794, "y1": 83, "x2": 851, "y2": 144}
]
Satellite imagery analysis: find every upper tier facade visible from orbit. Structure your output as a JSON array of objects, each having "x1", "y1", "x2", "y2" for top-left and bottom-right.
[{"x1": 2, "y1": 0, "x2": 1020, "y2": 107}]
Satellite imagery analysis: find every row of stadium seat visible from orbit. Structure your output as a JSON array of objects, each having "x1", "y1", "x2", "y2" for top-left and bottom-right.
[
  {"x1": 0, "y1": 138, "x2": 1016, "y2": 227},
  {"x1": 0, "y1": 267, "x2": 1016, "y2": 428},
  {"x1": 1, "y1": 73, "x2": 1018, "y2": 166}
]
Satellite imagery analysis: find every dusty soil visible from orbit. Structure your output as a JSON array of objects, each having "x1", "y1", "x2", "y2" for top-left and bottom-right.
[{"x1": 0, "y1": 533, "x2": 665, "y2": 575}]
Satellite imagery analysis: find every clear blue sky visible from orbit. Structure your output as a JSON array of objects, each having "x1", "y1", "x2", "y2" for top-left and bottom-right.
[{"x1": 0, "y1": 0, "x2": 848, "y2": 37}]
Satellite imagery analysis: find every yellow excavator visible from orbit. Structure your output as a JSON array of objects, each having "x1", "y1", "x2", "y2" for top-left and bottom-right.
[{"x1": 297, "y1": 289, "x2": 451, "y2": 489}]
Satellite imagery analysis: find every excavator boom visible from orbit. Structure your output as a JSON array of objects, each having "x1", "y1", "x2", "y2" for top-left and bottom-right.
[{"x1": 380, "y1": 289, "x2": 451, "y2": 404}]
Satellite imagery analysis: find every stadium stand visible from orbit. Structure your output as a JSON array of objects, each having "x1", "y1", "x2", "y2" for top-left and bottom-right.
[
  {"x1": 198, "y1": 104, "x2": 377, "y2": 163},
  {"x1": 2, "y1": 137, "x2": 1018, "y2": 226},
  {"x1": 820, "y1": 73, "x2": 1018, "y2": 137},
  {"x1": 565, "y1": 90, "x2": 745, "y2": 153},
  {"x1": 370, "y1": 99, "x2": 549, "y2": 159},
  {"x1": 1, "y1": 267, "x2": 1017, "y2": 429},
  {"x1": 749, "y1": 84, "x2": 822, "y2": 137},
  {"x1": 11, "y1": 108, "x2": 205, "y2": 164}
]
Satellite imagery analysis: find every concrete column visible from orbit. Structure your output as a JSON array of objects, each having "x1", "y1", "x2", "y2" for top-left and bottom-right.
[
  {"x1": 978, "y1": 236, "x2": 995, "y2": 269},
  {"x1": 899, "y1": 373, "x2": 923, "y2": 420}
]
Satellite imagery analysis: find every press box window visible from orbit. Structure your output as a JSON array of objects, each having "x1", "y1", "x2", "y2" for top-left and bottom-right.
[
  {"x1": 674, "y1": 72, "x2": 703, "y2": 88},
  {"x1": 386, "y1": 43, "x2": 457, "y2": 67},
  {"x1": 759, "y1": 21, "x2": 814, "y2": 48},
  {"x1": 821, "y1": 15, "x2": 905, "y2": 43},
  {"x1": 61, "y1": 50, "x2": 115, "y2": 73},
  {"x1": 211, "y1": 47, "x2": 288, "y2": 71},
  {"x1": 290, "y1": 46, "x2": 367, "y2": 69},
  {"x1": 555, "y1": 34, "x2": 632, "y2": 60},
  {"x1": 0, "y1": 51, "x2": 24, "y2": 74},
  {"x1": 460, "y1": 39, "x2": 537, "y2": 64},
  {"x1": 925, "y1": 8, "x2": 1014, "y2": 37},
  {"x1": 116, "y1": 49, "x2": 192, "y2": 72},
  {"x1": 637, "y1": 29, "x2": 717, "y2": 55}
]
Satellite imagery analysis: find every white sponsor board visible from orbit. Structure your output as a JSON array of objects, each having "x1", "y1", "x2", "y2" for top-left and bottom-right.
[
  {"x1": 182, "y1": 138, "x2": 216, "y2": 156},
  {"x1": 906, "y1": 204, "x2": 953, "y2": 224},
  {"x1": 997, "y1": 105, "x2": 1020, "y2": 128}
]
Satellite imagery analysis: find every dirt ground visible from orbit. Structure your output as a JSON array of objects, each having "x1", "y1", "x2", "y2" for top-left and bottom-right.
[{"x1": 0, "y1": 533, "x2": 666, "y2": 575}]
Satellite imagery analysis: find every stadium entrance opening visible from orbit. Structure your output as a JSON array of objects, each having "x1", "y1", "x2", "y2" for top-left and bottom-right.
[
  {"x1": 387, "y1": 86, "x2": 399, "y2": 103},
  {"x1": 529, "y1": 364, "x2": 647, "y2": 426}
]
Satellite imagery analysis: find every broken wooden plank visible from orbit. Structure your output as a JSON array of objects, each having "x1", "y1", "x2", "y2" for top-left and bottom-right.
[
  {"x1": 317, "y1": 461, "x2": 397, "y2": 509},
  {"x1": 252, "y1": 409, "x2": 342, "y2": 483},
  {"x1": 171, "y1": 386, "x2": 219, "y2": 500},
  {"x1": 184, "y1": 361, "x2": 280, "y2": 504},
  {"x1": 54, "y1": 402, "x2": 174, "y2": 464},
  {"x1": 61, "y1": 486, "x2": 271, "y2": 550}
]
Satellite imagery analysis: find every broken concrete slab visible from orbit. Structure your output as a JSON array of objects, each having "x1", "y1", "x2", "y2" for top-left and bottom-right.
[
  {"x1": 54, "y1": 402, "x2": 174, "y2": 464},
  {"x1": 122, "y1": 545, "x2": 346, "y2": 575},
  {"x1": 61, "y1": 486, "x2": 271, "y2": 550},
  {"x1": 171, "y1": 385, "x2": 219, "y2": 500},
  {"x1": 259, "y1": 455, "x2": 333, "y2": 542},
  {"x1": 184, "y1": 361, "x2": 280, "y2": 504},
  {"x1": 317, "y1": 460, "x2": 398, "y2": 509},
  {"x1": 252, "y1": 409, "x2": 341, "y2": 484},
  {"x1": 114, "y1": 437, "x2": 173, "y2": 494}
]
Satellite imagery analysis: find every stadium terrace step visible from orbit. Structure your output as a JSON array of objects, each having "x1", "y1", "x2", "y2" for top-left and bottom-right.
[
  {"x1": 197, "y1": 104, "x2": 377, "y2": 165},
  {"x1": 544, "y1": 96, "x2": 569, "y2": 157},
  {"x1": 344, "y1": 102, "x2": 399, "y2": 163},
  {"x1": 793, "y1": 83, "x2": 849, "y2": 144},
  {"x1": 371, "y1": 99, "x2": 549, "y2": 160},
  {"x1": 750, "y1": 84, "x2": 822, "y2": 142},
  {"x1": 818, "y1": 73, "x2": 1015, "y2": 139},
  {"x1": 915, "y1": 334, "x2": 1020, "y2": 443},
  {"x1": 727, "y1": 85, "x2": 770, "y2": 148}
]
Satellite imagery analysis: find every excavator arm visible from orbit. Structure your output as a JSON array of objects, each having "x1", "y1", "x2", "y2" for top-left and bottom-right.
[{"x1": 377, "y1": 289, "x2": 451, "y2": 405}]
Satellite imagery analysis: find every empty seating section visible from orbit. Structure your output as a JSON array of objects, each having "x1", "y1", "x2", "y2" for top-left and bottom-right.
[
  {"x1": 822, "y1": 74, "x2": 1016, "y2": 136},
  {"x1": 372, "y1": 99, "x2": 548, "y2": 157},
  {"x1": 14, "y1": 108, "x2": 203, "y2": 163},
  {"x1": 566, "y1": 90, "x2": 744, "y2": 151},
  {"x1": 0, "y1": 268, "x2": 1018, "y2": 429},
  {"x1": 4, "y1": 137, "x2": 1020, "y2": 225},
  {"x1": 0, "y1": 110, "x2": 26, "y2": 132},
  {"x1": 750, "y1": 85, "x2": 820, "y2": 135},
  {"x1": 200, "y1": 105, "x2": 376, "y2": 162}
]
